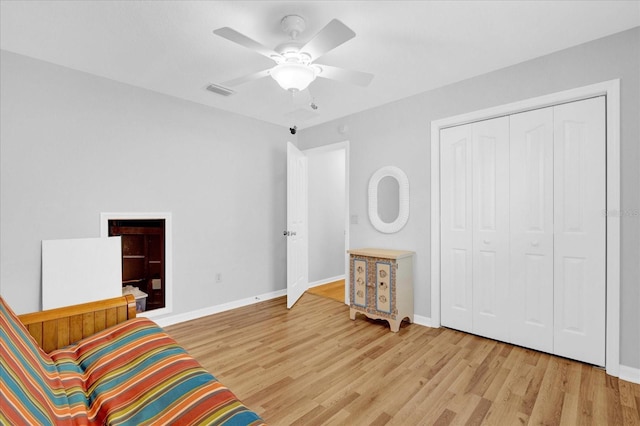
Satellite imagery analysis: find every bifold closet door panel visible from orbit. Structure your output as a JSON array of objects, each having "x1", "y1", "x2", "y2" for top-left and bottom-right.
[
  {"x1": 471, "y1": 117, "x2": 510, "y2": 342},
  {"x1": 553, "y1": 97, "x2": 606, "y2": 366},
  {"x1": 440, "y1": 124, "x2": 473, "y2": 333},
  {"x1": 509, "y1": 107, "x2": 554, "y2": 353}
]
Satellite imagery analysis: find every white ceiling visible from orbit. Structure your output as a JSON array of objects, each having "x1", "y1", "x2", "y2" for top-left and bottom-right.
[{"x1": 1, "y1": 1, "x2": 639, "y2": 129}]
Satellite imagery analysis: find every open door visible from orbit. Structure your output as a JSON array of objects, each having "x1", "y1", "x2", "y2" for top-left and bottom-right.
[{"x1": 286, "y1": 142, "x2": 309, "y2": 308}]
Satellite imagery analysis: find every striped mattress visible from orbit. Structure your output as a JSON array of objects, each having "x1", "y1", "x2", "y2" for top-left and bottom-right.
[{"x1": 1, "y1": 296, "x2": 265, "y2": 425}]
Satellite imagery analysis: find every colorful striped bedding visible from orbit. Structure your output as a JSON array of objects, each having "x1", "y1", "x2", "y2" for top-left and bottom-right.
[{"x1": 1, "y1": 296, "x2": 265, "y2": 425}]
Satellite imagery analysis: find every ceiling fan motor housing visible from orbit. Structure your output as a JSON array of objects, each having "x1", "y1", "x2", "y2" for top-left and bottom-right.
[
  {"x1": 280, "y1": 15, "x2": 306, "y2": 39},
  {"x1": 276, "y1": 15, "x2": 312, "y2": 64},
  {"x1": 275, "y1": 43, "x2": 312, "y2": 65}
]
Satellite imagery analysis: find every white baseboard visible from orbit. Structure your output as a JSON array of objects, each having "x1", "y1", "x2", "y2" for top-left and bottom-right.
[
  {"x1": 308, "y1": 275, "x2": 345, "y2": 288},
  {"x1": 619, "y1": 364, "x2": 640, "y2": 384},
  {"x1": 413, "y1": 314, "x2": 435, "y2": 328},
  {"x1": 154, "y1": 289, "x2": 286, "y2": 328}
]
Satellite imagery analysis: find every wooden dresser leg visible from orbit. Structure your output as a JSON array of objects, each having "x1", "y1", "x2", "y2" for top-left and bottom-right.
[
  {"x1": 349, "y1": 309, "x2": 356, "y2": 320},
  {"x1": 390, "y1": 320, "x2": 400, "y2": 333}
]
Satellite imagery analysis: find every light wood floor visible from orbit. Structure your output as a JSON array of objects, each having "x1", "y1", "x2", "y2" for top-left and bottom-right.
[
  {"x1": 306, "y1": 280, "x2": 345, "y2": 303},
  {"x1": 165, "y1": 293, "x2": 640, "y2": 425}
]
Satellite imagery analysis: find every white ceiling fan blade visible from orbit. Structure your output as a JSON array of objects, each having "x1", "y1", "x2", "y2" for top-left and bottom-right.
[
  {"x1": 300, "y1": 19, "x2": 355, "y2": 61},
  {"x1": 213, "y1": 27, "x2": 282, "y2": 61},
  {"x1": 221, "y1": 68, "x2": 272, "y2": 87},
  {"x1": 316, "y1": 64, "x2": 374, "y2": 87}
]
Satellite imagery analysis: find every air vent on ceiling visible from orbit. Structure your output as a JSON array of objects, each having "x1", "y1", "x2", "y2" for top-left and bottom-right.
[{"x1": 206, "y1": 83, "x2": 235, "y2": 97}]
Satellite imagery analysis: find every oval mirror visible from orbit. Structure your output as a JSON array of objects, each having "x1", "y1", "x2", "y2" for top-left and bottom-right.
[
  {"x1": 377, "y1": 176, "x2": 399, "y2": 223},
  {"x1": 368, "y1": 166, "x2": 409, "y2": 233}
]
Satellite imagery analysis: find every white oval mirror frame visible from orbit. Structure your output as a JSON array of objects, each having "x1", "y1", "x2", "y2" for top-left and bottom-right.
[{"x1": 368, "y1": 166, "x2": 410, "y2": 233}]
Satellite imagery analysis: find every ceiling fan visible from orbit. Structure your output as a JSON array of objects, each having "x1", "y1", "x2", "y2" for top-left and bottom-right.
[{"x1": 213, "y1": 15, "x2": 374, "y2": 93}]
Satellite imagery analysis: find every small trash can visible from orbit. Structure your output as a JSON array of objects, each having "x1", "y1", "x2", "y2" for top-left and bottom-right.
[{"x1": 122, "y1": 285, "x2": 148, "y2": 313}]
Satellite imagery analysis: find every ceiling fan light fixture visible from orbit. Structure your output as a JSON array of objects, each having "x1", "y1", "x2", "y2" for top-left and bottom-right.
[{"x1": 270, "y1": 63, "x2": 317, "y2": 91}]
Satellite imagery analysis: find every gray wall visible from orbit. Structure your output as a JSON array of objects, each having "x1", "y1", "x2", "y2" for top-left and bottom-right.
[
  {"x1": 0, "y1": 50, "x2": 287, "y2": 317},
  {"x1": 1, "y1": 27, "x2": 637, "y2": 369},
  {"x1": 307, "y1": 148, "x2": 345, "y2": 283},
  {"x1": 298, "y1": 27, "x2": 640, "y2": 368}
]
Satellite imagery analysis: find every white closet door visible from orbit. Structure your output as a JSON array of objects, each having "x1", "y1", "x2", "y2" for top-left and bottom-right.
[
  {"x1": 553, "y1": 97, "x2": 606, "y2": 366},
  {"x1": 471, "y1": 117, "x2": 510, "y2": 342},
  {"x1": 440, "y1": 124, "x2": 473, "y2": 332},
  {"x1": 509, "y1": 107, "x2": 554, "y2": 353}
]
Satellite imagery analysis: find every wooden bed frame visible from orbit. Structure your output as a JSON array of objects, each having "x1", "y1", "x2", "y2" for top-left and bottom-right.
[{"x1": 17, "y1": 295, "x2": 137, "y2": 353}]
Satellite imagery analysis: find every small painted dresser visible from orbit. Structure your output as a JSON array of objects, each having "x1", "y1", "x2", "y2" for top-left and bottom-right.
[{"x1": 348, "y1": 248, "x2": 414, "y2": 332}]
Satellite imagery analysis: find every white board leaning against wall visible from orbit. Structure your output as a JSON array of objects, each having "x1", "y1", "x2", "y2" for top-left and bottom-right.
[{"x1": 42, "y1": 237, "x2": 122, "y2": 310}]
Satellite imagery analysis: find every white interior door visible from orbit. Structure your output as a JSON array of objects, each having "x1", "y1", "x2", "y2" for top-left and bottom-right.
[
  {"x1": 440, "y1": 124, "x2": 473, "y2": 332},
  {"x1": 553, "y1": 97, "x2": 606, "y2": 366},
  {"x1": 471, "y1": 117, "x2": 510, "y2": 342},
  {"x1": 435, "y1": 86, "x2": 614, "y2": 370},
  {"x1": 509, "y1": 107, "x2": 555, "y2": 353},
  {"x1": 287, "y1": 142, "x2": 309, "y2": 309}
]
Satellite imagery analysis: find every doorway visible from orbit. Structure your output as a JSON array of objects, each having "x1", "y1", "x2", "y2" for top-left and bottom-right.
[
  {"x1": 286, "y1": 141, "x2": 350, "y2": 308},
  {"x1": 305, "y1": 141, "x2": 349, "y2": 304},
  {"x1": 306, "y1": 279, "x2": 345, "y2": 303}
]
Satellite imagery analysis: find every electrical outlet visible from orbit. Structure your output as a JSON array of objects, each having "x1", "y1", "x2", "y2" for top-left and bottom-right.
[{"x1": 215, "y1": 273, "x2": 222, "y2": 283}]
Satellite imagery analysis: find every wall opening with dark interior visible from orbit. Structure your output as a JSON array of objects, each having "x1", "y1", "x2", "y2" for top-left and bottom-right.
[{"x1": 108, "y1": 219, "x2": 165, "y2": 311}]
